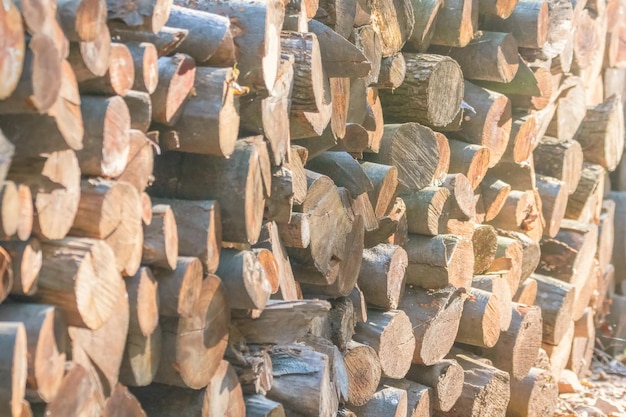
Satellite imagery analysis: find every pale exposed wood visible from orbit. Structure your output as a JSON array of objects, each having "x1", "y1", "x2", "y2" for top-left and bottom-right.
[
  {"x1": 150, "y1": 54, "x2": 196, "y2": 126},
  {"x1": 405, "y1": 359, "x2": 463, "y2": 412},
  {"x1": 374, "y1": 53, "x2": 406, "y2": 90},
  {"x1": 567, "y1": 307, "x2": 595, "y2": 378},
  {"x1": 507, "y1": 367, "x2": 558, "y2": 417},
  {"x1": 1, "y1": 240, "x2": 40, "y2": 296},
  {"x1": 482, "y1": 0, "x2": 549, "y2": 48},
  {"x1": 546, "y1": 76, "x2": 587, "y2": 141},
  {"x1": 456, "y1": 288, "x2": 501, "y2": 348},
  {"x1": 398, "y1": 286, "x2": 465, "y2": 365},
  {"x1": 0, "y1": 0, "x2": 25, "y2": 100},
  {"x1": 57, "y1": 0, "x2": 106, "y2": 43},
  {"x1": 542, "y1": 320, "x2": 574, "y2": 380},
  {"x1": 442, "y1": 173, "x2": 475, "y2": 220},
  {"x1": 447, "y1": 139, "x2": 491, "y2": 190},
  {"x1": 125, "y1": 42, "x2": 159, "y2": 94},
  {"x1": 119, "y1": 320, "x2": 161, "y2": 387},
  {"x1": 357, "y1": 244, "x2": 407, "y2": 310},
  {"x1": 536, "y1": 175, "x2": 568, "y2": 238},
  {"x1": 379, "y1": 54, "x2": 464, "y2": 127},
  {"x1": 314, "y1": 0, "x2": 356, "y2": 38},
  {"x1": 125, "y1": 267, "x2": 159, "y2": 340},
  {"x1": 117, "y1": 129, "x2": 154, "y2": 193},
  {"x1": 531, "y1": 273, "x2": 574, "y2": 346},
  {"x1": 352, "y1": 25, "x2": 382, "y2": 85},
  {"x1": 533, "y1": 136, "x2": 583, "y2": 194},
  {"x1": 151, "y1": 256, "x2": 202, "y2": 318},
  {"x1": 142, "y1": 204, "x2": 178, "y2": 270},
  {"x1": 78, "y1": 42, "x2": 135, "y2": 96},
  {"x1": 513, "y1": 277, "x2": 537, "y2": 305},
  {"x1": 430, "y1": 0, "x2": 478, "y2": 47},
  {"x1": 369, "y1": 0, "x2": 414, "y2": 56},
  {"x1": 342, "y1": 341, "x2": 381, "y2": 407},
  {"x1": 473, "y1": 274, "x2": 513, "y2": 331},
  {"x1": 245, "y1": 395, "x2": 285, "y2": 417},
  {"x1": 472, "y1": 224, "x2": 498, "y2": 274},
  {"x1": 404, "y1": 0, "x2": 442, "y2": 52}
]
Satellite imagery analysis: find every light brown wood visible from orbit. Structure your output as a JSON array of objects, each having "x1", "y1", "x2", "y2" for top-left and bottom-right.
[
  {"x1": 430, "y1": 0, "x2": 478, "y2": 47},
  {"x1": 108, "y1": 24, "x2": 188, "y2": 57},
  {"x1": 473, "y1": 274, "x2": 513, "y2": 331},
  {"x1": 244, "y1": 395, "x2": 285, "y2": 417},
  {"x1": 482, "y1": 0, "x2": 549, "y2": 48},
  {"x1": 342, "y1": 341, "x2": 381, "y2": 407},
  {"x1": 224, "y1": 344, "x2": 273, "y2": 396},
  {"x1": 125, "y1": 267, "x2": 159, "y2": 340},
  {"x1": 357, "y1": 244, "x2": 407, "y2": 310},
  {"x1": 471, "y1": 224, "x2": 498, "y2": 274},
  {"x1": 1, "y1": 240, "x2": 40, "y2": 296},
  {"x1": 546, "y1": 76, "x2": 587, "y2": 141},
  {"x1": 398, "y1": 286, "x2": 465, "y2": 365},
  {"x1": 150, "y1": 54, "x2": 196, "y2": 126},
  {"x1": 57, "y1": 0, "x2": 106, "y2": 43},
  {"x1": 151, "y1": 256, "x2": 202, "y2": 318},
  {"x1": 155, "y1": 275, "x2": 230, "y2": 389},
  {"x1": 374, "y1": 53, "x2": 406, "y2": 90},
  {"x1": 542, "y1": 320, "x2": 574, "y2": 380},
  {"x1": 567, "y1": 307, "x2": 595, "y2": 378},
  {"x1": 507, "y1": 367, "x2": 558, "y2": 417},
  {"x1": 404, "y1": 0, "x2": 442, "y2": 52},
  {"x1": 0, "y1": 0, "x2": 25, "y2": 100},
  {"x1": 125, "y1": 42, "x2": 159, "y2": 94},
  {"x1": 142, "y1": 204, "x2": 178, "y2": 270},
  {"x1": 117, "y1": 129, "x2": 154, "y2": 192},
  {"x1": 379, "y1": 54, "x2": 464, "y2": 127},
  {"x1": 447, "y1": 139, "x2": 491, "y2": 190},
  {"x1": 535, "y1": 175, "x2": 568, "y2": 238},
  {"x1": 513, "y1": 277, "x2": 537, "y2": 305},
  {"x1": 456, "y1": 288, "x2": 501, "y2": 348},
  {"x1": 405, "y1": 359, "x2": 464, "y2": 412},
  {"x1": 402, "y1": 187, "x2": 451, "y2": 236},
  {"x1": 102, "y1": 384, "x2": 147, "y2": 417},
  {"x1": 216, "y1": 249, "x2": 272, "y2": 311},
  {"x1": 531, "y1": 273, "x2": 575, "y2": 346},
  {"x1": 533, "y1": 136, "x2": 583, "y2": 194}
]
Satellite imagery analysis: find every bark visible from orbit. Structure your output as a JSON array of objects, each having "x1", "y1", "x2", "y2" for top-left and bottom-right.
[
  {"x1": 482, "y1": 0, "x2": 549, "y2": 48},
  {"x1": 430, "y1": 0, "x2": 478, "y2": 47},
  {"x1": 150, "y1": 54, "x2": 196, "y2": 126},
  {"x1": 405, "y1": 360, "x2": 464, "y2": 412},
  {"x1": 533, "y1": 136, "x2": 583, "y2": 194}
]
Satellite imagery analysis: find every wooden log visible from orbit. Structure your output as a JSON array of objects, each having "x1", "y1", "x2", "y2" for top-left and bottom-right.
[
  {"x1": 442, "y1": 173, "x2": 475, "y2": 220},
  {"x1": 141, "y1": 192, "x2": 152, "y2": 226},
  {"x1": 343, "y1": 341, "x2": 381, "y2": 407},
  {"x1": 447, "y1": 139, "x2": 491, "y2": 190},
  {"x1": 245, "y1": 395, "x2": 285, "y2": 417},
  {"x1": 398, "y1": 286, "x2": 465, "y2": 365},
  {"x1": 357, "y1": 244, "x2": 407, "y2": 310},
  {"x1": 430, "y1": 32, "x2": 519, "y2": 83},
  {"x1": 119, "y1": 313, "x2": 161, "y2": 389},
  {"x1": 150, "y1": 54, "x2": 196, "y2": 126},
  {"x1": 306, "y1": 152, "x2": 373, "y2": 197},
  {"x1": 379, "y1": 54, "x2": 464, "y2": 127},
  {"x1": 1, "y1": 240, "x2": 41, "y2": 296},
  {"x1": 597, "y1": 199, "x2": 615, "y2": 273},
  {"x1": 473, "y1": 274, "x2": 513, "y2": 331},
  {"x1": 7, "y1": 151, "x2": 80, "y2": 240},
  {"x1": 267, "y1": 344, "x2": 338, "y2": 417},
  {"x1": 158, "y1": 66, "x2": 239, "y2": 157},
  {"x1": 567, "y1": 307, "x2": 595, "y2": 378},
  {"x1": 233, "y1": 300, "x2": 329, "y2": 345},
  {"x1": 102, "y1": 384, "x2": 147, "y2": 417},
  {"x1": 125, "y1": 42, "x2": 159, "y2": 94},
  {"x1": 0, "y1": 323, "x2": 27, "y2": 417},
  {"x1": 368, "y1": 0, "x2": 414, "y2": 56},
  {"x1": 174, "y1": 0, "x2": 283, "y2": 93},
  {"x1": 0, "y1": 181, "x2": 19, "y2": 240},
  {"x1": 78, "y1": 42, "x2": 134, "y2": 96},
  {"x1": 363, "y1": 123, "x2": 442, "y2": 192},
  {"x1": 404, "y1": 234, "x2": 473, "y2": 289},
  {"x1": 437, "y1": 354, "x2": 510, "y2": 417},
  {"x1": 373, "y1": 53, "x2": 406, "y2": 90},
  {"x1": 351, "y1": 25, "x2": 382, "y2": 86},
  {"x1": 300, "y1": 334, "x2": 349, "y2": 402},
  {"x1": 453, "y1": 82, "x2": 512, "y2": 167},
  {"x1": 405, "y1": 359, "x2": 463, "y2": 413},
  {"x1": 565, "y1": 163, "x2": 603, "y2": 224},
  {"x1": 155, "y1": 274, "x2": 229, "y2": 389},
  {"x1": 360, "y1": 162, "x2": 398, "y2": 218},
  {"x1": 116, "y1": 129, "x2": 154, "y2": 192},
  {"x1": 151, "y1": 199, "x2": 221, "y2": 274},
  {"x1": 68, "y1": 25, "x2": 110, "y2": 80},
  {"x1": 513, "y1": 277, "x2": 537, "y2": 304},
  {"x1": 482, "y1": 0, "x2": 549, "y2": 48},
  {"x1": 403, "y1": 0, "x2": 442, "y2": 52},
  {"x1": 164, "y1": 5, "x2": 235, "y2": 66},
  {"x1": 289, "y1": 71, "x2": 332, "y2": 141},
  {"x1": 109, "y1": 24, "x2": 188, "y2": 56},
  {"x1": 456, "y1": 288, "x2": 501, "y2": 348},
  {"x1": 574, "y1": 94, "x2": 624, "y2": 171},
  {"x1": 353, "y1": 309, "x2": 415, "y2": 378},
  {"x1": 507, "y1": 367, "x2": 558, "y2": 417},
  {"x1": 379, "y1": 378, "x2": 431, "y2": 417},
  {"x1": 68, "y1": 285, "x2": 129, "y2": 395},
  {"x1": 15, "y1": 184, "x2": 32, "y2": 242},
  {"x1": 224, "y1": 344, "x2": 273, "y2": 396},
  {"x1": 142, "y1": 204, "x2": 178, "y2": 270},
  {"x1": 542, "y1": 319, "x2": 574, "y2": 379},
  {"x1": 609, "y1": 192, "x2": 626, "y2": 284},
  {"x1": 0, "y1": 0, "x2": 25, "y2": 101},
  {"x1": 31, "y1": 238, "x2": 121, "y2": 329},
  {"x1": 402, "y1": 187, "x2": 451, "y2": 236},
  {"x1": 314, "y1": 0, "x2": 356, "y2": 38},
  {"x1": 326, "y1": 78, "x2": 349, "y2": 142},
  {"x1": 546, "y1": 76, "x2": 587, "y2": 141},
  {"x1": 124, "y1": 267, "x2": 158, "y2": 341},
  {"x1": 487, "y1": 189, "x2": 543, "y2": 242},
  {"x1": 32, "y1": 360, "x2": 104, "y2": 416},
  {"x1": 500, "y1": 114, "x2": 537, "y2": 165},
  {"x1": 430, "y1": 0, "x2": 478, "y2": 47},
  {"x1": 533, "y1": 136, "x2": 583, "y2": 194},
  {"x1": 150, "y1": 139, "x2": 267, "y2": 245},
  {"x1": 531, "y1": 273, "x2": 574, "y2": 345},
  {"x1": 471, "y1": 224, "x2": 498, "y2": 274},
  {"x1": 216, "y1": 249, "x2": 272, "y2": 311},
  {"x1": 0, "y1": 305, "x2": 64, "y2": 404},
  {"x1": 0, "y1": 34, "x2": 61, "y2": 114},
  {"x1": 105, "y1": 0, "x2": 172, "y2": 32},
  {"x1": 122, "y1": 92, "x2": 152, "y2": 133},
  {"x1": 281, "y1": 31, "x2": 323, "y2": 113},
  {"x1": 351, "y1": 386, "x2": 407, "y2": 417},
  {"x1": 151, "y1": 257, "x2": 202, "y2": 318},
  {"x1": 535, "y1": 175, "x2": 567, "y2": 237}
]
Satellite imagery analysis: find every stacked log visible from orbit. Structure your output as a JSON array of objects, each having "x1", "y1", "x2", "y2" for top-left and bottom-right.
[{"x1": 0, "y1": 0, "x2": 621, "y2": 414}]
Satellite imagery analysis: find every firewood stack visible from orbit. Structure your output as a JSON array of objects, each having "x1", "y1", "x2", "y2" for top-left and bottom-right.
[{"x1": 0, "y1": 0, "x2": 623, "y2": 414}]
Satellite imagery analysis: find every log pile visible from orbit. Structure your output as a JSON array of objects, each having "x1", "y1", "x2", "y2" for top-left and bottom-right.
[{"x1": 0, "y1": 0, "x2": 622, "y2": 415}]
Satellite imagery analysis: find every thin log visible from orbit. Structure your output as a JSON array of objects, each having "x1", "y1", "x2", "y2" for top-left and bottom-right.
[
  {"x1": 150, "y1": 54, "x2": 196, "y2": 126},
  {"x1": 0, "y1": 323, "x2": 28, "y2": 417},
  {"x1": 1, "y1": 240, "x2": 41, "y2": 296},
  {"x1": 456, "y1": 288, "x2": 501, "y2": 348},
  {"x1": 473, "y1": 274, "x2": 513, "y2": 331},
  {"x1": 405, "y1": 360, "x2": 464, "y2": 413},
  {"x1": 482, "y1": 0, "x2": 549, "y2": 48},
  {"x1": 343, "y1": 341, "x2": 381, "y2": 407}
]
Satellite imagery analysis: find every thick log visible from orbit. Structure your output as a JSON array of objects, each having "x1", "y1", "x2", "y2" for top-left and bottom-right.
[
  {"x1": 109, "y1": 24, "x2": 188, "y2": 56},
  {"x1": 360, "y1": 162, "x2": 398, "y2": 217},
  {"x1": 442, "y1": 173, "x2": 475, "y2": 220},
  {"x1": 487, "y1": 189, "x2": 543, "y2": 242},
  {"x1": 0, "y1": 0, "x2": 25, "y2": 100},
  {"x1": 500, "y1": 114, "x2": 537, "y2": 165},
  {"x1": 531, "y1": 273, "x2": 574, "y2": 345},
  {"x1": 574, "y1": 94, "x2": 624, "y2": 171},
  {"x1": 119, "y1": 313, "x2": 161, "y2": 389},
  {"x1": 125, "y1": 42, "x2": 158, "y2": 94},
  {"x1": 124, "y1": 267, "x2": 158, "y2": 342},
  {"x1": 32, "y1": 238, "x2": 121, "y2": 329},
  {"x1": 158, "y1": 67, "x2": 239, "y2": 157},
  {"x1": 150, "y1": 54, "x2": 196, "y2": 126},
  {"x1": 8, "y1": 151, "x2": 80, "y2": 240},
  {"x1": 368, "y1": 0, "x2": 414, "y2": 56},
  {"x1": 353, "y1": 309, "x2": 415, "y2": 378},
  {"x1": 216, "y1": 249, "x2": 272, "y2": 311},
  {"x1": 456, "y1": 288, "x2": 501, "y2": 348},
  {"x1": 402, "y1": 187, "x2": 451, "y2": 236},
  {"x1": 565, "y1": 163, "x2": 603, "y2": 224},
  {"x1": 151, "y1": 199, "x2": 221, "y2": 274},
  {"x1": 300, "y1": 334, "x2": 349, "y2": 402},
  {"x1": 507, "y1": 367, "x2": 558, "y2": 417},
  {"x1": 78, "y1": 42, "x2": 135, "y2": 96},
  {"x1": 351, "y1": 386, "x2": 408, "y2": 417},
  {"x1": 281, "y1": 31, "x2": 323, "y2": 112},
  {"x1": 533, "y1": 136, "x2": 583, "y2": 194},
  {"x1": 398, "y1": 286, "x2": 465, "y2": 365},
  {"x1": 473, "y1": 274, "x2": 513, "y2": 331},
  {"x1": 174, "y1": 0, "x2": 284, "y2": 93},
  {"x1": 233, "y1": 300, "x2": 329, "y2": 345},
  {"x1": 405, "y1": 360, "x2": 463, "y2": 413},
  {"x1": 380, "y1": 378, "x2": 431, "y2": 417},
  {"x1": 142, "y1": 204, "x2": 178, "y2": 270},
  {"x1": 404, "y1": 0, "x2": 442, "y2": 52},
  {"x1": 430, "y1": 32, "x2": 519, "y2": 83},
  {"x1": 364, "y1": 123, "x2": 442, "y2": 192},
  {"x1": 447, "y1": 139, "x2": 491, "y2": 190},
  {"x1": 351, "y1": 25, "x2": 382, "y2": 86},
  {"x1": 155, "y1": 275, "x2": 229, "y2": 389},
  {"x1": 437, "y1": 354, "x2": 510, "y2": 417},
  {"x1": 535, "y1": 175, "x2": 567, "y2": 237},
  {"x1": 482, "y1": 0, "x2": 548, "y2": 48},
  {"x1": 267, "y1": 344, "x2": 338, "y2": 417},
  {"x1": 0, "y1": 304, "x2": 64, "y2": 404},
  {"x1": 68, "y1": 285, "x2": 129, "y2": 395},
  {"x1": 546, "y1": 76, "x2": 587, "y2": 141},
  {"x1": 0, "y1": 323, "x2": 28, "y2": 417},
  {"x1": 68, "y1": 24, "x2": 110, "y2": 80},
  {"x1": 342, "y1": 341, "x2": 381, "y2": 407},
  {"x1": 404, "y1": 234, "x2": 473, "y2": 289},
  {"x1": 379, "y1": 54, "x2": 464, "y2": 127},
  {"x1": 357, "y1": 244, "x2": 407, "y2": 310},
  {"x1": 150, "y1": 138, "x2": 267, "y2": 244},
  {"x1": 430, "y1": 0, "x2": 478, "y2": 47},
  {"x1": 453, "y1": 82, "x2": 512, "y2": 167},
  {"x1": 491, "y1": 235, "x2": 524, "y2": 293},
  {"x1": 164, "y1": 5, "x2": 234, "y2": 66},
  {"x1": 151, "y1": 257, "x2": 202, "y2": 318},
  {"x1": 306, "y1": 152, "x2": 373, "y2": 197},
  {"x1": 373, "y1": 53, "x2": 406, "y2": 90},
  {"x1": 0, "y1": 240, "x2": 41, "y2": 296}
]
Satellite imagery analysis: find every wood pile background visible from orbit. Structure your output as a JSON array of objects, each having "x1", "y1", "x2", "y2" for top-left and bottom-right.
[{"x1": 0, "y1": 0, "x2": 624, "y2": 414}]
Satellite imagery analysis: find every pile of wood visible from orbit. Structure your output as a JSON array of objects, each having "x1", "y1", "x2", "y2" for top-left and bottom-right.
[{"x1": 0, "y1": 0, "x2": 624, "y2": 414}]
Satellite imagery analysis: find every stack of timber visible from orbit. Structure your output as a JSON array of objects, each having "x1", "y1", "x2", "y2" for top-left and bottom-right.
[{"x1": 0, "y1": 0, "x2": 623, "y2": 414}]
